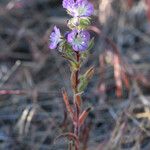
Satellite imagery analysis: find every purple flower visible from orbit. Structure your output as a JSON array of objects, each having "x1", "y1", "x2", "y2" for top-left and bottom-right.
[
  {"x1": 62, "y1": 0, "x2": 94, "y2": 17},
  {"x1": 49, "y1": 26, "x2": 62, "y2": 49},
  {"x1": 67, "y1": 30, "x2": 90, "y2": 51},
  {"x1": 73, "y1": 0, "x2": 94, "y2": 17}
]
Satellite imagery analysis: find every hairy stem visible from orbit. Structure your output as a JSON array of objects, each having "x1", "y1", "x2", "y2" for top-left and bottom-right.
[
  {"x1": 74, "y1": 51, "x2": 80, "y2": 93},
  {"x1": 74, "y1": 51, "x2": 80, "y2": 150}
]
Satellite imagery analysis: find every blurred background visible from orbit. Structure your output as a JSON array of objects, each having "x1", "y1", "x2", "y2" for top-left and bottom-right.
[{"x1": 0, "y1": 0, "x2": 150, "y2": 149}]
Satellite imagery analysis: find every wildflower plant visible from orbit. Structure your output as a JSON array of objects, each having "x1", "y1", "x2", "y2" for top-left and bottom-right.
[{"x1": 49, "y1": 0, "x2": 94, "y2": 149}]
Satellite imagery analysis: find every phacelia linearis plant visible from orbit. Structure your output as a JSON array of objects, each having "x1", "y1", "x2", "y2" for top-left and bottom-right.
[{"x1": 49, "y1": 0, "x2": 94, "y2": 149}]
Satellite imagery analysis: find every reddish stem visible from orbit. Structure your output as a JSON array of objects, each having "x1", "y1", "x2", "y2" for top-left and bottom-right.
[
  {"x1": 74, "y1": 51, "x2": 80, "y2": 93},
  {"x1": 74, "y1": 51, "x2": 80, "y2": 150}
]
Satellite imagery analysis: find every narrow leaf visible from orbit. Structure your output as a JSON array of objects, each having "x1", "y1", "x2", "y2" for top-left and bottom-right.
[
  {"x1": 84, "y1": 66, "x2": 95, "y2": 80},
  {"x1": 62, "y1": 89, "x2": 74, "y2": 120},
  {"x1": 74, "y1": 92, "x2": 83, "y2": 109},
  {"x1": 79, "y1": 107, "x2": 92, "y2": 126},
  {"x1": 87, "y1": 37, "x2": 95, "y2": 51},
  {"x1": 78, "y1": 76, "x2": 88, "y2": 92}
]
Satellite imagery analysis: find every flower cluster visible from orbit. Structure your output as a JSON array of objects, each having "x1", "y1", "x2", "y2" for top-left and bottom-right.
[{"x1": 49, "y1": 0, "x2": 94, "y2": 52}]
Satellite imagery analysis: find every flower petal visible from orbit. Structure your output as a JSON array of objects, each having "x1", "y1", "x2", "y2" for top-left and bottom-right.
[{"x1": 62, "y1": 0, "x2": 74, "y2": 9}]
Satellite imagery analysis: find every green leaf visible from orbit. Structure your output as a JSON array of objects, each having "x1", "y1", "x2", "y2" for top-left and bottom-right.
[
  {"x1": 84, "y1": 66, "x2": 94, "y2": 80},
  {"x1": 78, "y1": 66, "x2": 94, "y2": 92},
  {"x1": 65, "y1": 44, "x2": 74, "y2": 58},
  {"x1": 67, "y1": 17, "x2": 91, "y2": 30},
  {"x1": 78, "y1": 76, "x2": 88, "y2": 92},
  {"x1": 80, "y1": 51, "x2": 89, "y2": 60},
  {"x1": 79, "y1": 17, "x2": 91, "y2": 28},
  {"x1": 67, "y1": 18, "x2": 79, "y2": 30},
  {"x1": 87, "y1": 37, "x2": 94, "y2": 51},
  {"x1": 78, "y1": 17, "x2": 91, "y2": 30},
  {"x1": 70, "y1": 61, "x2": 80, "y2": 71},
  {"x1": 59, "y1": 41, "x2": 76, "y2": 60},
  {"x1": 58, "y1": 40, "x2": 66, "y2": 52}
]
